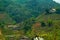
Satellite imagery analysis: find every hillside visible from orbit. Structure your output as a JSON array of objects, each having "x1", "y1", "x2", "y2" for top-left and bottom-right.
[
  {"x1": 0, "y1": 0, "x2": 60, "y2": 23},
  {"x1": 0, "y1": 0, "x2": 60, "y2": 40}
]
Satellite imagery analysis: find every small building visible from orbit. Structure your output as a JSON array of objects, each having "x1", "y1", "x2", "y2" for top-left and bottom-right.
[
  {"x1": 7, "y1": 25, "x2": 17, "y2": 28},
  {"x1": 50, "y1": 8, "x2": 56, "y2": 13},
  {"x1": 34, "y1": 37, "x2": 44, "y2": 40},
  {"x1": 19, "y1": 36, "x2": 29, "y2": 40},
  {"x1": 34, "y1": 37, "x2": 38, "y2": 40},
  {"x1": 45, "y1": 8, "x2": 56, "y2": 14},
  {"x1": 4, "y1": 24, "x2": 19, "y2": 30}
]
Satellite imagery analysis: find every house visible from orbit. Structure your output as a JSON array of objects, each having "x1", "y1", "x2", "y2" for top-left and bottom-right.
[
  {"x1": 4, "y1": 24, "x2": 18, "y2": 29},
  {"x1": 45, "y1": 8, "x2": 56, "y2": 14},
  {"x1": 49, "y1": 8, "x2": 56, "y2": 13},
  {"x1": 19, "y1": 36, "x2": 29, "y2": 40},
  {"x1": 34, "y1": 37, "x2": 44, "y2": 40}
]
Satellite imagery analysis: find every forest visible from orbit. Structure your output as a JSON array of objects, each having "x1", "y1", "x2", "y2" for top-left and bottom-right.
[{"x1": 0, "y1": 0, "x2": 60, "y2": 40}]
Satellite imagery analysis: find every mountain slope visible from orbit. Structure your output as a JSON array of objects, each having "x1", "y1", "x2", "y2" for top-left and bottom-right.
[{"x1": 0, "y1": 0, "x2": 60, "y2": 23}]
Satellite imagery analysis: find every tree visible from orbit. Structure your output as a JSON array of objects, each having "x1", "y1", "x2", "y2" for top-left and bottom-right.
[{"x1": 41, "y1": 21, "x2": 46, "y2": 27}]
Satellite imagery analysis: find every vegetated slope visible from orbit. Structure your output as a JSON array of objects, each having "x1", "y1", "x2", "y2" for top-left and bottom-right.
[
  {"x1": 17, "y1": 12, "x2": 60, "y2": 40},
  {"x1": 0, "y1": 12, "x2": 16, "y2": 25},
  {"x1": 0, "y1": 0, "x2": 60, "y2": 23},
  {"x1": 0, "y1": 0, "x2": 60, "y2": 39},
  {"x1": 36, "y1": 13, "x2": 60, "y2": 21}
]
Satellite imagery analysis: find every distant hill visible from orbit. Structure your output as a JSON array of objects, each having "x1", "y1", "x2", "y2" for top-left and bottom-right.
[{"x1": 0, "y1": 0, "x2": 60, "y2": 23}]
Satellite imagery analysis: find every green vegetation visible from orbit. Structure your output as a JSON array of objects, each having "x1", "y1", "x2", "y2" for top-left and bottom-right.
[{"x1": 0, "y1": 0, "x2": 60, "y2": 40}]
